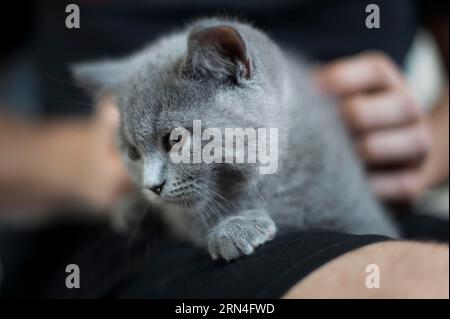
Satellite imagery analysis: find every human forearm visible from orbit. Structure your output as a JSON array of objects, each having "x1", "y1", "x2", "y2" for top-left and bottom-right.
[
  {"x1": 0, "y1": 104, "x2": 132, "y2": 211},
  {"x1": 0, "y1": 115, "x2": 90, "y2": 207}
]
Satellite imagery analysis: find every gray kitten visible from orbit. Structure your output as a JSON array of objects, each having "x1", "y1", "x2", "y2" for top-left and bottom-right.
[{"x1": 73, "y1": 18, "x2": 398, "y2": 261}]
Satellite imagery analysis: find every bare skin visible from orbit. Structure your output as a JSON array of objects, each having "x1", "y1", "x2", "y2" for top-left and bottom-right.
[
  {"x1": 318, "y1": 9, "x2": 448, "y2": 201},
  {"x1": 290, "y1": 16, "x2": 449, "y2": 298},
  {"x1": 291, "y1": 48, "x2": 449, "y2": 299},
  {"x1": 317, "y1": 52, "x2": 448, "y2": 200},
  {"x1": 283, "y1": 241, "x2": 449, "y2": 299},
  {"x1": 0, "y1": 100, "x2": 133, "y2": 213}
]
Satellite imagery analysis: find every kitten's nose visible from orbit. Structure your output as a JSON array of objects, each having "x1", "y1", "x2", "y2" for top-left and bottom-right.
[{"x1": 147, "y1": 180, "x2": 166, "y2": 195}]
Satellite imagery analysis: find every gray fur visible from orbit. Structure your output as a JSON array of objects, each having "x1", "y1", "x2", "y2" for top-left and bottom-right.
[{"x1": 73, "y1": 18, "x2": 399, "y2": 261}]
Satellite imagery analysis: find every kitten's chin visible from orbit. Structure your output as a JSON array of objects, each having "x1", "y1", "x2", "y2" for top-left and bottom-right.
[
  {"x1": 161, "y1": 195, "x2": 198, "y2": 207},
  {"x1": 141, "y1": 188, "x2": 197, "y2": 207}
]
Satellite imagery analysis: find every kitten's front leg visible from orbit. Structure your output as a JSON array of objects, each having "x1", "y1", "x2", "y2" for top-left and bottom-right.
[{"x1": 207, "y1": 209, "x2": 276, "y2": 261}]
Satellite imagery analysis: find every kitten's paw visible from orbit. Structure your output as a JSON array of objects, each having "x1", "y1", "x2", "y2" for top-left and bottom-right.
[{"x1": 207, "y1": 210, "x2": 276, "y2": 261}]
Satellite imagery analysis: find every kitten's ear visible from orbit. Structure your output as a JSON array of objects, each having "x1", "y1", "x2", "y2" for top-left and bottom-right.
[
  {"x1": 183, "y1": 25, "x2": 252, "y2": 84},
  {"x1": 71, "y1": 58, "x2": 135, "y2": 95}
]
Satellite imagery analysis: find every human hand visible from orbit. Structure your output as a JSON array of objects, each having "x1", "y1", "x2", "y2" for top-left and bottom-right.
[
  {"x1": 0, "y1": 97, "x2": 132, "y2": 214},
  {"x1": 316, "y1": 52, "x2": 432, "y2": 201},
  {"x1": 73, "y1": 97, "x2": 133, "y2": 210}
]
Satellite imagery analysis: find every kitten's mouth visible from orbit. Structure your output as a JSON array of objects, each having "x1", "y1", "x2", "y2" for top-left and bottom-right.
[
  {"x1": 161, "y1": 195, "x2": 198, "y2": 206},
  {"x1": 142, "y1": 188, "x2": 197, "y2": 206}
]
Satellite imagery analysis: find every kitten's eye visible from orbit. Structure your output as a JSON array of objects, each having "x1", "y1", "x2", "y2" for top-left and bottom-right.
[
  {"x1": 127, "y1": 145, "x2": 141, "y2": 161},
  {"x1": 163, "y1": 133, "x2": 178, "y2": 152},
  {"x1": 163, "y1": 130, "x2": 186, "y2": 152},
  {"x1": 169, "y1": 134, "x2": 182, "y2": 146}
]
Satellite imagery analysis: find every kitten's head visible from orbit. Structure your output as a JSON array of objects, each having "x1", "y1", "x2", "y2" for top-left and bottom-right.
[{"x1": 73, "y1": 19, "x2": 281, "y2": 210}]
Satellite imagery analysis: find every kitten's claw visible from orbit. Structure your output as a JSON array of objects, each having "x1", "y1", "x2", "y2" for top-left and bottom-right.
[{"x1": 207, "y1": 210, "x2": 276, "y2": 261}]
